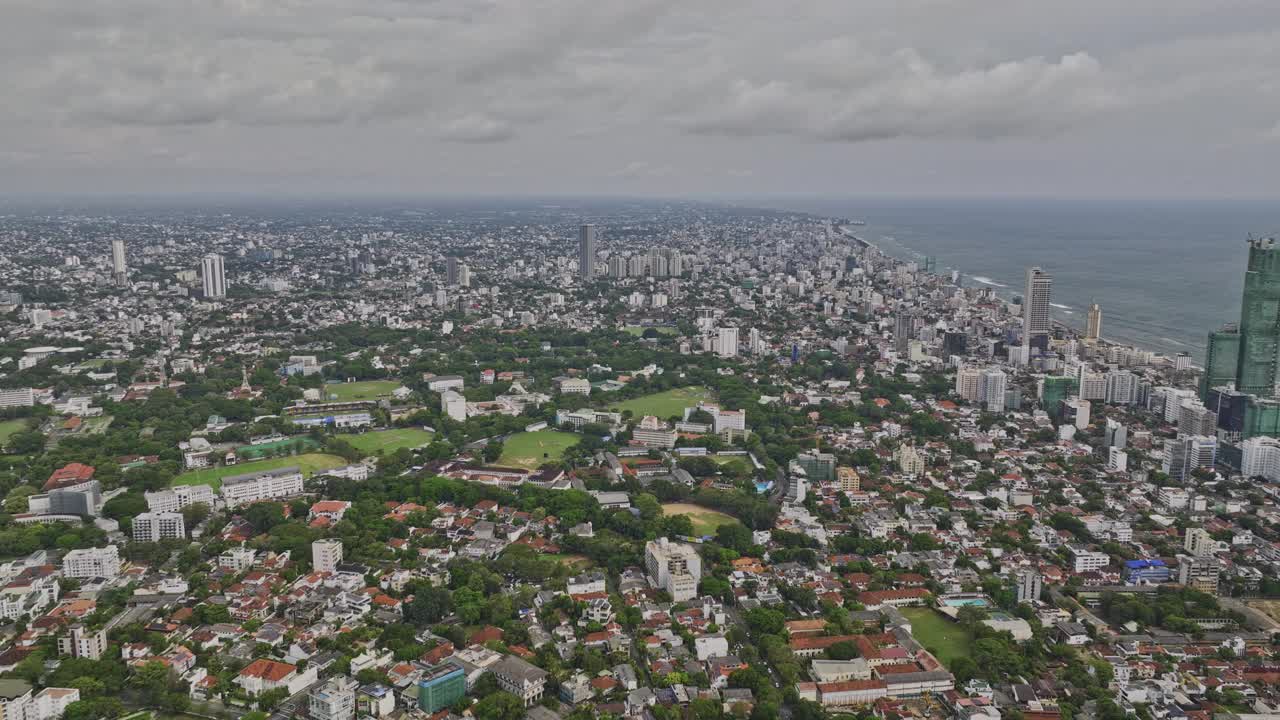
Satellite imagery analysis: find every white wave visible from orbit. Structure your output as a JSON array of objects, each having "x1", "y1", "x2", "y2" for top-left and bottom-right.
[
  {"x1": 1160, "y1": 337, "x2": 1188, "y2": 347},
  {"x1": 1050, "y1": 303, "x2": 1072, "y2": 309},
  {"x1": 971, "y1": 276, "x2": 1006, "y2": 287}
]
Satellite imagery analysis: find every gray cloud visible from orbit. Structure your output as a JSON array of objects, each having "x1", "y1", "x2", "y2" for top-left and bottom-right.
[{"x1": 1, "y1": 0, "x2": 1279, "y2": 196}]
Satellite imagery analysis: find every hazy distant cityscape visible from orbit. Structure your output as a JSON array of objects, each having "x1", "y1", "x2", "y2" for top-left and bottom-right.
[{"x1": 0, "y1": 194, "x2": 1276, "y2": 720}]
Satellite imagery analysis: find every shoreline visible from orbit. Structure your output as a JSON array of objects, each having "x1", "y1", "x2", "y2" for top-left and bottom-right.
[{"x1": 838, "y1": 224, "x2": 1198, "y2": 361}]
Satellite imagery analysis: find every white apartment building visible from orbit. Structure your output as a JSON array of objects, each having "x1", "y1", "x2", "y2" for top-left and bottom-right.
[
  {"x1": 218, "y1": 546, "x2": 256, "y2": 572},
  {"x1": 62, "y1": 546, "x2": 121, "y2": 579},
  {"x1": 1241, "y1": 436, "x2": 1280, "y2": 480},
  {"x1": 132, "y1": 512, "x2": 186, "y2": 543},
  {"x1": 144, "y1": 483, "x2": 216, "y2": 513},
  {"x1": 1068, "y1": 546, "x2": 1110, "y2": 573},
  {"x1": 0, "y1": 388, "x2": 34, "y2": 408},
  {"x1": 645, "y1": 538, "x2": 702, "y2": 602},
  {"x1": 716, "y1": 326, "x2": 739, "y2": 358},
  {"x1": 58, "y1": 625, "x2": 108, "y2": 659},
  {"x1": 313, "y1": 539, "x2": 344, "y2": 574},
  {"x1": 309, "y1": 676, "x2": 358, "y2": 720},
  {"x1": 441, "y1": 390, "x2": 467, "y2": 422},
  {"x1": 221, "y1": 466, "x2": 304, "y2": 507}
]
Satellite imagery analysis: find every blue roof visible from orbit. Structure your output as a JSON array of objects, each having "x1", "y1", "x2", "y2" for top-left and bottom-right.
[{"x1": 1124, "y1": 559, "x2": 1166, "y2": 568}]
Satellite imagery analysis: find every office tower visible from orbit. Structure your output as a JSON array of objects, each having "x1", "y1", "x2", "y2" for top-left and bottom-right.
[
  {"x1": 1038, "y1": 375, "x2": 1076, "y2": 417},
  {"x1": 1063, "y1": 398, "x2": 1090, "y2": 430},
  {"x1": 670, "y1": 253, "x2": 684, "y2": 276},
  {"x1": 1016, "y1": 569, "x2": 1042, "y2": 604},
  {"x1": 645, "y1": 538, "x2": 702, "y2": 601},
  {"x1": 1235, "y1": 236, "x2": 1280, "y2": 397},
  {"x1": 446, "y1": 256, "x2": 459, "y2": 286},
  {"x1": 578, "y1": 224, "x2": 598, "y2": 282},
  {"x1": 111, "y1": 239, "x2": 126, "y2": 284},
  {"x1": 1085, "y1": 302, "x2": 1102, "y2": 341},
  {"x1": 312, "y1": 538, "x2": 344, "y2": 573},
  {"x1": 1022, "y1": 267, "x2": 1052, "y2": 345},
  {"x1": 894, "y1": 311, "x2": 914, "y2": 354},
  {"x1": 1163, "y1": 435, "x2": 1217, "y2": 481},
  {"x1": 201, "y1": 254, "x2": 227, "y2": 298},
  {"x1": 1202, "y1": 324, "x2": 1241, "y2": 401},
  {"x1": 716, "y1": 326, "x2": 739, "y2": 358},
  {"x1": 981, "y1": 369, "x2": 1007, "y2": 412},
  {"x1": 457, "y1": 263, "x2": 471, "y2": 287},
  {"x1": 608, "y1": 255, "x2": 627, "y2": 278},
  {"x1": 132, "y1": 511, "x2": 185, "y2": 543},
  {"x1": 749, "y1": 327, "x2": 765, "y2": 355},
  {"x1": 942, "y1": 331, "x2": 968, "y2": 357},
  {"x1": 1104, "y1": 418, "x2": 1127, "y2": 449}
]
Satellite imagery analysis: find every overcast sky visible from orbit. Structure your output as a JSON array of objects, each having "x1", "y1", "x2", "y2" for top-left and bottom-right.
[{"x1": 3, "y1": 0, "x2": 1280, "y2": 199}]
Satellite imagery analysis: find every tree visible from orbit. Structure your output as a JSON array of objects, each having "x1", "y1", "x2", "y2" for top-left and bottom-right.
[
  {"x1": 3, "y1": 486, "x2": 37, "y2": 514},
  {"x1": 473, "y1": 692, "x2": 525, "y2": 720},
  {"x1": 405, "y1": 586, "x2": 454, "y2": 626}
]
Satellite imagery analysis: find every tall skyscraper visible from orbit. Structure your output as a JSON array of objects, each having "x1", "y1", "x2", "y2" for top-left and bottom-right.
[
  {"x1": 111, "y1": 239, "x2": 127, "y2": 284},
  {"x1": 446, "y1": 256, "x2": 459, "y2": 286},
  {"x1": 1235, "y1": 236, "x2": 1280, "y2": 397},
  {"x1": 1022, "y1": 267, "x2": 1052, "y2": 346},
  {"x1": 1202, "y1": 324, "x2": 1241, "y2": 401},
  {"x1": 201, "y1": 254, "x2": 227, "y2": 298},
  {"x1": 894, "y1": 310, "x2": 914, "y2": 354},
  {"x1": 716, "y1": 326, "x2": 739, "y2": 358},
  {"x1": 578, "y1": 224, "x2": 598, "y2": 283},
  {"x1": 1085, "y1": 302, "x2": 1102, "y2": 341}
]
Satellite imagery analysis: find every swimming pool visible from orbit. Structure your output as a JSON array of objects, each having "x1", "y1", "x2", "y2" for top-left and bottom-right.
[{"x1": 941, "y1": 597, "x2": 992, "y2": 608}]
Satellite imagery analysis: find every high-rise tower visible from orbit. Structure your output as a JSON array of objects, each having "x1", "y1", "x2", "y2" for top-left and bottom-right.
[
  {"x1": 1085, "y1": 302, "x2": 1102, "y2": 341},
  {"x1": 1023, "y1": 267, "x2": 1052, "y2": 346},
  {"x1": 111, "y1": 239, "x2": 127, "y2": 285},
  {"x1": 1235, "y1": 236, "x2": 1280, "y2": 397},
  {"x1": 578, "y1": 224, "x2": 597, "y2": 283},
  {"x1": 201, "y1": 254, "x2": 227, "y2": 298}
]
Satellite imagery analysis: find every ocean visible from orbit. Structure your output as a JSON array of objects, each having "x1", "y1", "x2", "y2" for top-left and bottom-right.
[{"x1": 767, "y1": 197, "x2": 1280, "y2": 359}]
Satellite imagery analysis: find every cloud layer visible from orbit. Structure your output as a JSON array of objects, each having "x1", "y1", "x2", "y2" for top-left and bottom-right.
[{"x1": 2, "y1": 0, "x2": 1280, "y2": 195}]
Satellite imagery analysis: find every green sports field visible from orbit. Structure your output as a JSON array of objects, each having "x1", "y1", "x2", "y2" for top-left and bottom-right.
[
  {"x1": 661, "y1": 503, "x2": 740, "y2": 536},
  {"x1": 497, "y1": 430, "x2": 579, "y2": 469},
  {"x1": 0, "y1": 420, "x2": 28, "y2": 446},
  {"x1": 900, "y1": 607, "x2": 974, "y2": 669},
  {"x1": 172, "y1": 453, "x2": 347, "y2": 492},
  {"x1": 344, "y1": 428, "x2": 434, "y2": 454},
  {"x1": 609, "y1": 386, "x2": 712, "y2": 418},
  {"x1": 321, "y1": 380, "x2": 401, "y2": 402}
]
